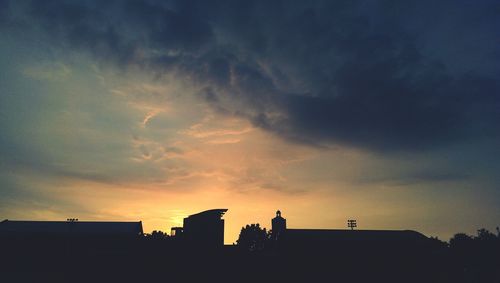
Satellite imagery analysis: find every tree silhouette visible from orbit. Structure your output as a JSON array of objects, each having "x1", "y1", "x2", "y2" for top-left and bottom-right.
[
  {"x1": 236, "y1": 224, "x2": 268, "y2": 252},
  {"x1": 144, "y1": 230, "x2": 169, "y2": 240},
  {"x1": 449, "y1": 233, "x2": 473, "y2": 249},
  {"x1": 476, "y1": 228, "x2": 497, "y2": 241}
]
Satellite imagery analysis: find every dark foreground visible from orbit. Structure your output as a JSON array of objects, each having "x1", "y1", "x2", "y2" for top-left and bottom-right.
[{"x1": 1, "y1": 236, "x2": 499, "y2": 283}]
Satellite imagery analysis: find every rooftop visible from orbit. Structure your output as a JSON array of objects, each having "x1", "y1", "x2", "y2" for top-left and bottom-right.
[
  {"x1": 185, "y1": 209, "x2": 228, "y2": 220},
  {"x1": 0, "y1": 220, "x2": 143, "y2": 236}
]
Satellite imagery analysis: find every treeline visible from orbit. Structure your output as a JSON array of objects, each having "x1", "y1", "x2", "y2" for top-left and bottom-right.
[{"x1": 142, "y1": 225, "x2": 500, "y2": 253}]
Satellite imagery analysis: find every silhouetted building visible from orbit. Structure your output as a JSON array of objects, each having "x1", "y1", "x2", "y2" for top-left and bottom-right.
[
  {"x1": 271, "y1": 210, "x2": 286, "y2": 240},
  {"x1": 183, "y1": 209, "x2": 227, "y2": 248},
  {"x1": 282, "y1": 229, "x2": 429, "y2": 251},
  {"x1": 170, "y1": 227, "x2": 183, "y2": 237},
  {"x1": 0, "y1": 219, "x2": 143, "y2": 238},
  {"x1": 270, "y1": 211, "x2": 430, "y2": 254}
]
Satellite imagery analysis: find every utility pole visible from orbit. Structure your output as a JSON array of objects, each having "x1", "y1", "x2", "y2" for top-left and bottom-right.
[{"x1": 347, "y1": 219, "x2": 357, "y2": 230}]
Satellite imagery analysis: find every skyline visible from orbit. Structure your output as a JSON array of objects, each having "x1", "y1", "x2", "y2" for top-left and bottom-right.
[{"x1": 0, "y1": 0, "x2": 499, "y2": 244}]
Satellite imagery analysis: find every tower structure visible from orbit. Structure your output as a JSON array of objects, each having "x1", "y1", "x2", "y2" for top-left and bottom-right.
[{"x1": 271, "y1": 210, "x2": 287, "y2": 240}]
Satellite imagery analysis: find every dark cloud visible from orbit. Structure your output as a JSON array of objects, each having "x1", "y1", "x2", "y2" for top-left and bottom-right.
[
  {"x1": 0, "y1": 0, "x2": 9, "y2": 19},
  {"x1": 357, "y1": 170, "x2": 471, "y2": 187},
  {"x1": 195, "y1": 0, "x2": 500, "y2": 151},
  {"x1": 4, "y1": 0, "x2": 499, "y2": 152},
  {"x1": 24, "y1": 0, "x2": 214, "y2": 67}
]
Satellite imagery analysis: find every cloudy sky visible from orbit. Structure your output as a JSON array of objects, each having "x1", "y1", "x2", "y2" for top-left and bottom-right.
[{"x1": 1, "y1": 0, "x2": 499, "y2": 243}]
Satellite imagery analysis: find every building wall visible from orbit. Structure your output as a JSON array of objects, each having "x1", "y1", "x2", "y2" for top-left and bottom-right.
[{"x1": 182, "y1": 209, "x2": 227, "y2": 248}]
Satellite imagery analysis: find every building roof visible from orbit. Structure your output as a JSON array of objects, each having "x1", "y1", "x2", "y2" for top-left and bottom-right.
[
  {"x1": 286, "y1": 228, "x2": 426, "y2": 239},
  {"x1": 185, "y1": 209, "x2": 228, "y2": 220},
  {"x1": 0, "y1": 220, "x2": 143, "y2": 236},
  {"x1": 283, "y1": 228, "x2": 428, "y2": 244}
]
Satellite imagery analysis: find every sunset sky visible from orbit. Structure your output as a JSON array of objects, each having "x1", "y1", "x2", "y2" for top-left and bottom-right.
[{"x1": 1, "y1": 0, "x2": 499, "y2": 244}]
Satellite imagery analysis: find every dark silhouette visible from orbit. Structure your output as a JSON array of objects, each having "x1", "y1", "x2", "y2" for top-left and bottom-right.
[
  {"x1": 347, "y1": 219, "x2": 357, "y2": 230},
  {"x1": 170, "y1": 226, "x2": 183, "y2": 237},
  {"x1": 448, "y1": 229, "x2": 500, "y2": 282},
  {"x1": 236, "y1": 223, "x2": 268, "y2": 252},
  {"x1": 271, "y1": 210, "x2": 286, "y2": 240},
  {"x1": 1, "y1": 210, "x2": 499, "y2": 283},
  {"x1": 144, "y1": 230, "x2": 169, "y2": 240},
  {"x1": 450, "y1": 232, "x2": 474, "y2": 249},
  {"x1": 182, "y1": 208, "x2": 227, "y2": 249},
  {"x1": 0, "y1": 219, "x2": 143, "y2": 237}
]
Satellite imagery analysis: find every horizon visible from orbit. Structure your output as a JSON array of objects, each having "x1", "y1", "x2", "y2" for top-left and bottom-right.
[
  {"x1": 1, "y1": 207, "x2": 494, "y2": 244},
  {"x1": 1, "y1": 0, "x2": 499, "y2": 246}
]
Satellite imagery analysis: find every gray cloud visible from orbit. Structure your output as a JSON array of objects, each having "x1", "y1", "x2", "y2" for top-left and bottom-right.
[
  {"x1": 2, "y1": 0, "x2": 499, "y2": 152},
  {"x1": 357, "y1": 170, "x2": 471, "y2": 187}
]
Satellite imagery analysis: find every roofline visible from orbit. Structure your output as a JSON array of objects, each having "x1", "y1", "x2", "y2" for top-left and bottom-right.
[
  {"x1": 286, "y1": 228, "x2": 420, "y2": 232},
  {"x1": 1, "y1": 220, "x2": 143, "y2": 224},
  {"x1": 186, "y1": 209, "x2": 228, "y2": 218},
  {"x1": 286, "y1": 228, "x2": 427, "y2": 237}
]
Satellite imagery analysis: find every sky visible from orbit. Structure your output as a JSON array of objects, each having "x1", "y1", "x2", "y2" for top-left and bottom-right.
[{"x1": 0, "y1": 0, "x2": 499, "y2": 244}]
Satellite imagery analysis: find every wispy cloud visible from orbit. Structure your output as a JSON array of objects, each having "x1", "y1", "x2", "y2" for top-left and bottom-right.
[{"x1": 22, "y1": 62, "x2": 71, "y2": 81}]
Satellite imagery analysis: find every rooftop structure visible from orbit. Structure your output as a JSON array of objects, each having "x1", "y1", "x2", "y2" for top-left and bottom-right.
[
  {"x1": 0, "y1": 220, "x2": 143, "y2": 237},
  {"x1": 183, "y1": 209, "x2": 227, "y2": 248},
  {"x1": 271, "y1": 210, "x2": 286, "y2": 240}
]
